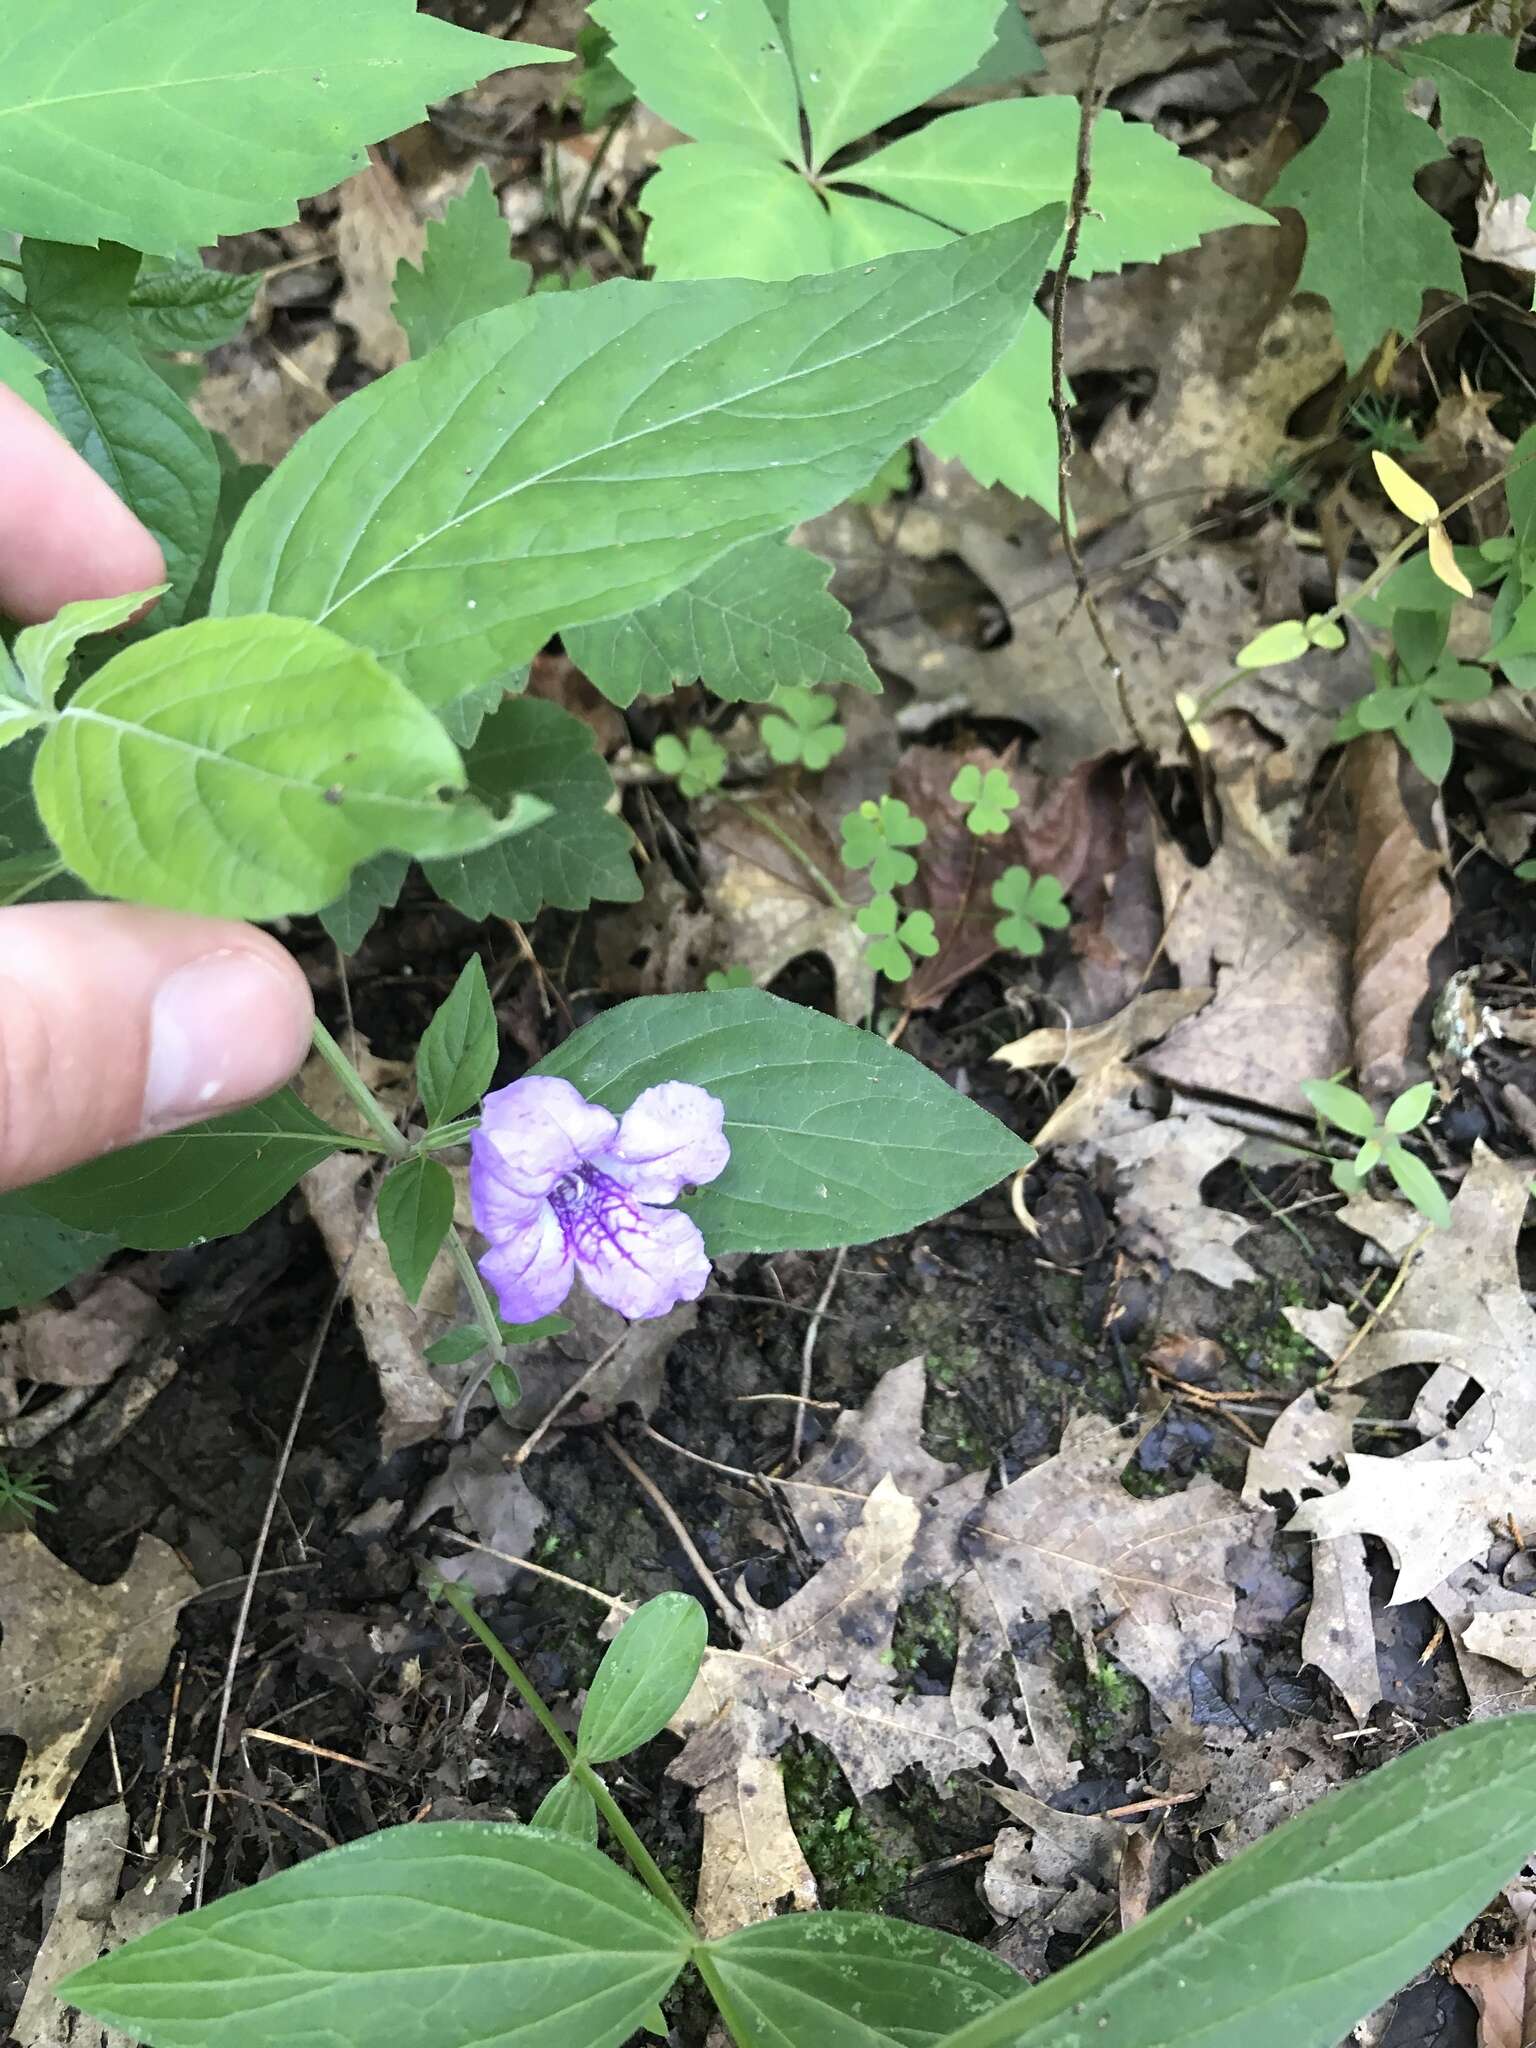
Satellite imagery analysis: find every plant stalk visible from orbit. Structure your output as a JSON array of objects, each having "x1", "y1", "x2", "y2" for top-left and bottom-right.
[{"x1": 310, "y1": 1019, "x2": 410, "y2": 1157}]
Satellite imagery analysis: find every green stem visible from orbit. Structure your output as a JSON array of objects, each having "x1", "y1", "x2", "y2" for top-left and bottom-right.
[
  {"x1": 310, "y1": 1019, "x2": 410, "y2": 1158},
  {"x1": 435, "y1": 1581, "x2": 697, "y2": 1936},
  {"x1": 730, "y1": 796, "x2": 852, "y2": 913},
  {"x1": 447, "y1": 1229, "x2": 508, "y2": 1373}
]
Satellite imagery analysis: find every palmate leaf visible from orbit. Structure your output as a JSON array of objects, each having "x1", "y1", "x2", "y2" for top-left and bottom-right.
[
  {"x1": 212, "y1": 215, "x2": 1063, "y2": 724},
  {"x1": 1268, "y1": 55, "x2": 1464, "y2": 372},
  {"x1": 393, "y1": 167, "x2": 532, "y2": 359},
  {"x1": 589, "y1": 0, "x2": 802, "y2": 159},
  {"x1": 639, "y1": 144, "x2": 837, "y2": 280},
  {"x1": 565, "y1": 534, "x2": 877, "y2": 704},
  {"x1": 789, "y1": 0, "x2": 1008, "y2": 170},
  {"x1": 0, "y1": 0, "x2": 561, "y2": 254},
  {"x1": 537, "y1": 988, "x2": 1032, "y2": 1252}
]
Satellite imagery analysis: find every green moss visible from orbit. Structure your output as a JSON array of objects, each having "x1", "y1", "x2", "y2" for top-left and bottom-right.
[
  {"x1": 892, "y1": 1588, "x2": 961, "y2": 1681},
  {"x1": 782, "y1": 1741, "x2": 913, "y2": 1910}
]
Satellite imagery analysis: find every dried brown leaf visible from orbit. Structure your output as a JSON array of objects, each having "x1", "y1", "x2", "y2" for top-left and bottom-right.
[
  {"x1": 1453, "y1": 1938, "x2": 1536, "y2": 2048},
  {"x1": 332, "y1": 153, "x2": 424, "y2": 374},
  {"x1": 993, "y1": 987, "x2": 1212, "y2": 1149}
]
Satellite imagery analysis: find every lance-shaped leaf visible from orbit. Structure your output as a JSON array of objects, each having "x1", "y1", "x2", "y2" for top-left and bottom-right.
[
  {"x1": 577, "y1": 1594, "x2": 709, "y2": 1763},
  {"x1": 212, "y1": 213, "x2": 1063, "y2": 722}
]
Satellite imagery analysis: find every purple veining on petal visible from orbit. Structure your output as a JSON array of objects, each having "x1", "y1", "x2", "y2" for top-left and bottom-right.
[
  {"x1": 476, "y1": 1075, "x2": 618, "y2": 1198},
  {"x1": 590, "y1": 1082, "x2": 731, "y2": 1205}
]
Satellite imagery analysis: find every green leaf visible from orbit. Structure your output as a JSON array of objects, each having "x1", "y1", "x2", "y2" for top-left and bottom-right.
[
  {"x1": 31, "y1": 615, "x2": 548, "y2": 920},
  {"x1": 962, "y1": 3, "x2": 1044, "y2": 88},
  {"x1": 424, "y1": 698, "x2": 640, "y2": 924},
  {"x1": 938, "y1": 1717, "x2": 1536, "y2": 2048},
  {"x1": 212, "y1": 214, "x2": 1064, "y2": 721},
  {"x1": 790, "y1": 0, "x2": 1008, "y2": 171},
  {"x1": 10, "y1": 586, "x2": 165, "y2": 714},
  {"x1": 60, "y1": 1821, "x2": 692, "y2": 2048},
  {"x1": 319, "y1": 851, "x2": 410, "y2": 955},
  {"x1": 951, "y1": 762, "x2": 1019, "y2": 835},
  {"x1": 1300, "y1": 1079, "x2": 1378, "y2": 1139},
  {"x1": 577, "y1": 1594, "x2": 709, "y2": 1763},
  {"x1": 1385, "y1": 1144, "x2": 1452, "y2": 1229},
  {"x1": 1268, "y1": 55, "x2": 1464, "y2": 372},
  {"x1": 0, "y1": 0, "x2": 561, "y2": 254},
  {"x1": 419, "y1": 957, "x2": 499, "y2": 1127},
  {"x1": 702, "y1": 1911, "x2": 1021, "y2": 2044},
  {"x1": 0, "y1": 1195, "x2": 115, "y2": 1312},
  {"x1": 425, "y1": 1314, "x2": 570, "y2": 1365},
  {"x1": 841, "y1": 797, "x2": 926, "y2": 895},
  {"x1": 1394, "y1": 606, "x2": 1450, "y2": 682},
  {"x1": 394, "y1": 168, "x2": 532, "y2": 359},
  {"x1": 1400, "y1": 691, "x2": 1454, "y2": 784},
  {"x1": 991, "y1": 867, "x2": 1069, "y2": 954},
  {"x1": 0, "y1": 321, "x2": 53, "y2": 419},
  {"x1": 531, "y1": 1774, "x2": 599, "y2": 1845},
  {"x1": 536, "y1": 989, "x2": 1032, "y2": 1253},
  {"x1": 27, "y1": 1089, "x2": 348, "y2": 1250},
  {"x1": 1235, "y1": 619, "x2": 1310, "y2": 669},
  {"x1": 1384, "y1": 1081, "x2": 1434, "y2": 1135},
  {"x1": 566, "y1": 536, "x2": 876, "y2": 706},
  {"x1": 589, "y1": 0, "x2": 802, "y2": 159},
  {"x1": 1413, "y1": 33, "x2": 1536, "y2": 198},
  {"x1": 0, "y1": 733, "x2": 81, "y2": 903},
  {"x1": 4, "y1": 241, "x2": 220, "y2": 624},
  {"x1": 761, "y1": 686, "x2": 845, "y2": 770},
  {"x1": 130, "y1": 259, "x2": 261, "y2": 353},
  {"x1": 655, "y1": 728, "x2": 728, "y2": 799},
  {"x1": 843, "y1": 101, "x2": 1271, "y2": 276},
  {"x1": 856, "y1": 897, "x2": 940, "y2": 982},
  {"x1": 377, "y1": 1156, "x2": 456, "y2": 1303},
  {"x1": 642, "y1": 145, "x2": 836, "y2": 281}
]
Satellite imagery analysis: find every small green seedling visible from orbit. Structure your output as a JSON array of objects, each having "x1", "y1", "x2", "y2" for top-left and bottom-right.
[
  {"x1": 1302, "y1": 1077, "x2": 1450, "y2": 1228},
  {"x1": 992, "y1": 866, "x2": 1071, "y2": 955},
  {"x1": 1343, "y1": 611, "x2": 1491, "y2": 783},
  {"x1": 950, "y1": 763, "x2": 1020, "y2": 835},
  {"x1": 0, "y1": 1461, "x2": 53, "y2": 1527},
  {"x1": 840, "y1": 796, "x2": 927, "y2": 894},
  {"x1": 856, "y1": 895, "x2": 939, "y2": 982},
  {"x1": 761, "y1": 687, "x2": 845, "y2": 771},
  {"x1": 655, "y1": 728, "x2": 727, "y2": 797}
]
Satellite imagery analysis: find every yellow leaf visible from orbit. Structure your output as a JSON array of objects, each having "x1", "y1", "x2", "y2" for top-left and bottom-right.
[
  {"x1": 1427, "y1": 521, "x2": 1474, "y2": 599},
  {"x1": 1372, "y1": 450, "x2": 1440, "y2": 526}
]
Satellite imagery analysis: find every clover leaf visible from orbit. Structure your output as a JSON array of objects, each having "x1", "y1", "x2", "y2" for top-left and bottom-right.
[
  {"x1": 840, "y1": 797, "x2": 927, "y2": 895},
  {"x1": 654, "y1": 729, "x2": 727, "y2": 798},
  {"x1": 761, "y1": 687, "x2": 846, "y2": 771},
  {"x1": 855, "y1": 894, "x2": 939, "y2": 983},
  {"x1": 992, "y1": 867, "x2": 1070, "y2": 955},
  {"x1": 950, "y1": 763, "x2": 1021, "y2": 835}
]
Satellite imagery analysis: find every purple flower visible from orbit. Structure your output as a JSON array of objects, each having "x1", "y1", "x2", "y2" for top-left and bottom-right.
[{"x1": 470, "y1": 1076, "x2": 730, "y2": 1323}]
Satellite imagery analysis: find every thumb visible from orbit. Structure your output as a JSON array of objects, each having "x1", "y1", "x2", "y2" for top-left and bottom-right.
[{"x1": 0, "y1": 904, "x2": 315, "y2": 1193}]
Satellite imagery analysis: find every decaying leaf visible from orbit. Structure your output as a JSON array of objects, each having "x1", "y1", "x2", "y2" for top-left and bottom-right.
[
  {"x1": 993, "y1": 987, "x2": 1212, "y2": 1149},
  {"x1": 683, "y1": 1712, "x2": 820, "y2": 1940},
  {"x1": 1453, "y1": 1937, "x2": 1536, "y2": 2048},
  {"x1": 332, "y1": 154, "x2": 424, "y2": 374},
  {"x1": 14, "y1": 1802, "x2": 127, "y2": 2048},
  {"x1": 1089, "y1": 1110, "x2": 1259, "y2": 1290},
  {"x1": 0, "y1": 1533, "x2": 195, "y2": 1862},
  {"x1": 0, "y1": 1275, "x2": 161, "y2": 1389},
  {"x1": 1459, "y1": 1608, "x2": 1536, "y2": 1679},
  {"x1": 409, "y1": 1419, "x2": 548, "y2": 1597}
]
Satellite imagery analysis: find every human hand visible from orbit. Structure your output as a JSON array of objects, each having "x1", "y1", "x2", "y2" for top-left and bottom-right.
[{"x1": 0, "y1": 386, "x2": 314, "y2": 1192}]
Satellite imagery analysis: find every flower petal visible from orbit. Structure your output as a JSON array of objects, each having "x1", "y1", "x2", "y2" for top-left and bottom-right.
[
  {"x1": 575, "y1": 1200, "x2": 713, "y2": 1321},
  {"x1": 476, "y1": 1076, "x2": 618, "y2": 1198},
  {"x1": 477, "y1": 1201, "x2": 576, "y2": 1324},
  {"x1": 590, "y1": 1082, "x2": 730, "y2": 1204}
]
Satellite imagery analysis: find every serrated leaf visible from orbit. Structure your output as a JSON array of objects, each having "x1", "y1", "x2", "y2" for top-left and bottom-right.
[
  {"x1": 532, "y1": 1774, "x2": 599, "y2": 1845},
  {"x1": 962, "y1": 2, "x2": 1044, "y2": 88},
  {"x1": 790, "y1": 0, "x2": 1007, "y2": 171},
  {"x1": 31, "y1": 615, "x2": 549, "y2": 920},
  {"x1": 0, "y1": 1195, "x2": 115, "y2": 1312},
  {"x1": 419, "y1": 956, "x2": 499, "y2": 1126},
  {"x1": 566, "y1": 535, "x2": 876, "y2": 705},
  {"x1": 0, "y1": 322, "x2": 52, "y2": 418},
  {"x1": 377, "y1": 1156, "x2": 456, "y2": 1303},
  {"x1": 939, "y1": 1718, "x2": 1536, "y2": 2048},
  {"x1": 27, "y1": 1089, "x2": 348, "y2": 1250},
  {"x1": 0, "y1": 0, "x2": 561, "y2": 254},
  {"x1": 1414, "y1": 32, "x2": 1536, "y2": 198},
  {"x1": 319, "y1": 851, "x2": 410, "y2": 955},
  {"x1": 394, "y1": 167, "x2": 532, "y2": 359},
  {"x1": 843, "y1": 100, "x2": 1272, "y2": 276},
  {"x1": 1269, "y1": 55, "x2": 1464, "y2": 372},
  {"x1": 590, "y1": 0, "x2": 802, "y2": 159},
  {"x1": 702, "y1": 1911, "x2": 1020, "y2": 2044},
  {"x1": 130, "y1": 259, "x2": 261, "y2": 353},
  {"x1": 60, "y1": 1821, "x2": 692, "y2": 2048},
  {"x1": 11, "y1": 586, "x2": 165, "y2": 711},
  {"x1": 641, "y1": 144, "x2": 836, "y2": 281},
  {"x1": 212, "y1": 216, "x2": 1063, "y2": 720},
  {"x1": 578, "y1": 1594, "x2": 708, "y2": 1763},
  {"x1": 535, "y1": 988, "x2": 1033, "y2": 1253},
  {"x1": 424, "y1": 697, "x2": 640, "y2": 923},
  {"x1": 5, "y1": 241, "x2": 220, "y2": 623}
]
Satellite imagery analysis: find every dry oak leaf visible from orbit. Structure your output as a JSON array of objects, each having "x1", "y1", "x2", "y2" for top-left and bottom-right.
[
  {"x1": 1459, "y1": 1609, "x2": 1536, "y2": 1679},
  {"x1": 1453, "y1": 1938, "x2": 1536, "y2": 2048},
  {"x1": 1089, "y1": 1109, "x2": 1259, "y2": 1290},
  {"x1": 994, "y1": 987, "x2": 1212, "y2": 1150},
  {"x1": 0, "y1": 1532, "x2": 194, "y2": 1862}
]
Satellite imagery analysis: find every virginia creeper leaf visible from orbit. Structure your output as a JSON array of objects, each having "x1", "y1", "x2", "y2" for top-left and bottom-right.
[
  {"x1": 394, "y1": 167, "x2": 532, "y2": 359},
  {"x1": 0, "y1": 0, "x2": 562, "y2": 253},
  {"x1": 790, "y1": 0, "x2": 1007, "y2": 170},
  {"x1": 1413, "y1": 32, "x2": 1536, "y2": 199},
  {"x1": 418, "y1": 955, "x2": 499, "y2": 1127},
  {"x1": 577, "y1": 1594, "x2": 708, "y2": 1763},
  {"x1": 536, "y1": 988, "x2": 1033, "y2": 1252},
  {"x1": 565, "y1": 535, "x2": 877, "y2": 705},
  {"x1": 377, "y1": 1156, "x2": 456, "y2": 1303},
  {"x1": 60, "y1": 1822, "x2": 692, "y2": 2048},
  {"x1": 28, "y1": 1090, "x2": 349, "y2": 1250},
  {"x1": 1268, "y1": 55, "x2": 1464, "y2": 371},
  {"x1": 589, "y1": 0, "x2": 803, "y2": 160},
  {"x1": 31, "y1": 615, "x2": 550, "y2": 920},
  {"x1": 212, "y1": 215, "x2": 1063, "y2": 721},
  {"x1": 641, "y1": 144, "x2": 836, "y2": 280},
  {"x1": 129, "y1": 259, "x2": 261, "y2": 354}
]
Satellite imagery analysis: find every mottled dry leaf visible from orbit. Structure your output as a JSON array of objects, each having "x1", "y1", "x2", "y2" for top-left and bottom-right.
[
  {"x1": 1345, "y1": 735, "x2": 1450, "y2": 1103},
  {"x1": 0, "y1": 1535, "x2": 194, "y2": 1862},
  {"x1": 1460, "y1": 1609, "x2": 1536, "y2": 1678},
  {"x1": 0, "y1": 1275, "x2": 161, "y2": 1389}
]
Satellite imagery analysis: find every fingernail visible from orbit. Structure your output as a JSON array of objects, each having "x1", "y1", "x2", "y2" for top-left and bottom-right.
[{"x1": 142, "y1": 949, "x2": 297, "y2": 1133}]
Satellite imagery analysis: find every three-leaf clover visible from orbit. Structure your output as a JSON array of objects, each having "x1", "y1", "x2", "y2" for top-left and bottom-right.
[
  {"x1": 855, "y1": 895, "x2": 939, "y2": 983},
  {"x1": 761, "y1": 687, "x2": 845, "y2": 771},
  {"x1": 1345, "y1": 617, "x2": 1491, "y2": 783},
  {"x1": 992, "y1": 867, "x2": 1071, "y2": 955},
  {"x1": 950, "y1": 763, "x2": 1020, "y2": 835},
  {"x1": 655, "y1": 728, "x2": 727, "y2": 797},
  {"x1": 1302, "y1": 1077, "x2": 1450, "y2": 1229},
  {"x1": 840, "y1": 797, "x2": 927, "y2": 895}
]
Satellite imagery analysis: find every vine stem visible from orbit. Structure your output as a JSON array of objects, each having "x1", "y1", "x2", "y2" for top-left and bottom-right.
[
  {"x1": 435, "y1": 1580, "x2": 697, "y2": 1937},
  {"x1": 310, "y1": 1018, "x2": 409, "y2": 1157}
]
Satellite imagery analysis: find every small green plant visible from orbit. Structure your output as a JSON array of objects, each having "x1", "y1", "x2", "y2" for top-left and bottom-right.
[
  {"x1": 840, "y1": 797, "x2": 927, "y2": 893},
  {"x1": 1347, "y1": 395, "x2": 1419, "y2": 456},
  {"x1": 0, "y1": 1460, "x2": 53, "y2": 1526},
  {"x1": 705, "y1": 964, "x2": 754, "y2": 991},
  {"x1": 654, "y1": 727, "x2": 727, "y2": 797},
  {"x1": 855, "y1": 895, "x2": 940, "y2": 982},
  {"x1": 761, "y1": 686, "x2": 845, "y2": 770},
  {"x1": 1302, "y1": 1076, "x2": 1450, "y2": 1228},
  {"x1": 991, "y1": 866, "x2": 1071, "y2": 956},
  {"x1": 1344, "y1": 619, "x2": 1491, "y2": 784},
  {"x1": 949, "y1": 762, "x2": 1020, "y2": 835}
]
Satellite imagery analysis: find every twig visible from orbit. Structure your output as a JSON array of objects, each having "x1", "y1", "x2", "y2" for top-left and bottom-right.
[
  {"x1": 244, "y1": 1727, "x2": 403, "y2": 1781},
  {"x1": 508, "y1": 1335, "x2": 626, "y2": 1467},
  {"x1": 600, "y1": 1428, "x2": 741, "y2": 1628},
  {"x1": 1102, "y1": 1789, "x2": 1201, "y2": 1820},
  {"x1": 791, "y1": 1246, "x2": 847, "y2": 1466},
  {"x1": 1321, "y1": 1223, "x2": 1435, "y2": 1385},
  {"x1": 640, "y1": 1421, "x2": 869, "y2": 1501}
]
